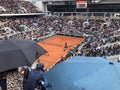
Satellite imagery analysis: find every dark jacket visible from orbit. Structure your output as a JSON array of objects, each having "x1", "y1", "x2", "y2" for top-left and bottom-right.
[{"x1": 23, "y1": 63, "x2": 45, "y2": 90}]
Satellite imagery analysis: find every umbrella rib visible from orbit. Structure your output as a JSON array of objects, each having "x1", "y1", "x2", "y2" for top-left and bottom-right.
[
  {"x1": 8, "y1": 40, "x2": 31, "y2": 65},
  {"x1": 19, "y1": 49, "x2": 31, "y2": 65}
]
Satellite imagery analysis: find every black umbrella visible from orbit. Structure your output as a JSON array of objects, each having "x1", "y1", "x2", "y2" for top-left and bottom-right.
[{"x1": 0, "y1": 39, "x2": 46, "y2": 73}]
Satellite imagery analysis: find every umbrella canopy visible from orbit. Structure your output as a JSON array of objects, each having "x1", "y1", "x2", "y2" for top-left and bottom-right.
[
  {"x1": 0, "y1": 39, "x2": 46, "y2": 73},
  {"x1": 45, "y1": 56, "x2": 120, "y2": 90}
]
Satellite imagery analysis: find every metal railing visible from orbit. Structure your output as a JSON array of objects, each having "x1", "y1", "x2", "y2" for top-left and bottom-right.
[{"x1": 51, "y1": 12, "x2": 120, "y2": 18}]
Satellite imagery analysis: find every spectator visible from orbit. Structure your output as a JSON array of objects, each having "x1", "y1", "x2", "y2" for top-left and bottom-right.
[{"x1": 24, "y1": 63, "x2": 45, "y2": 90}]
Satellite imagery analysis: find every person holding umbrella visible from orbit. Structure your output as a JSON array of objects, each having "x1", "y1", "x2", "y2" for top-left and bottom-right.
[{"x1": 23, "y1": 62, "x2": 46, "y2": 90}]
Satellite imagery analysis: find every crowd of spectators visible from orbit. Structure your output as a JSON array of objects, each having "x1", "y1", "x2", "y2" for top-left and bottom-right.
[
  {"x1": 0, "y1": 14, "x2": 120, "y2": 90},
  {"x1": 0, "y1": 70, "x2": 23, "y2": 90},
  {"x1": 0, "y1": 0, "x2": 40, "y2": 14},
  {"x1": 0, "y1": 15, "x2": 120, "y2": 58}
]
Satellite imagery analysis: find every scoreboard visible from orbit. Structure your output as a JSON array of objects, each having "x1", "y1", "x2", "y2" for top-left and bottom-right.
[{"x1": 76, "y1": 0, "x2": 87, "y2": 8}]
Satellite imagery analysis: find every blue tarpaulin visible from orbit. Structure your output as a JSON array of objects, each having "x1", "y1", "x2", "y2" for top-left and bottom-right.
[{"x1": 45, "y1": 56, "x2": 120, "y2": 90}]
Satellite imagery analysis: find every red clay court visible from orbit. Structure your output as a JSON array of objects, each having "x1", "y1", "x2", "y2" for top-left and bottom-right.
[{"x1": 36, "y1": 35, "x2": 84, "y2": 70}]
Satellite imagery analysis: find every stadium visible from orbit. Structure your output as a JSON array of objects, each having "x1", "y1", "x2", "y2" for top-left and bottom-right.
[{"x1": 0, "y1": 0, "x2": 120, "y2": 90}]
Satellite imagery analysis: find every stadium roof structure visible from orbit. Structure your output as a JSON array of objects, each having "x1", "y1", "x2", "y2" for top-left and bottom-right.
[
  {"x1": 0, "y1": 13, "x2": 44, "y2": 17},
  {"x1": 42, "y1": 0, "x2": 75, "y2": 2}
]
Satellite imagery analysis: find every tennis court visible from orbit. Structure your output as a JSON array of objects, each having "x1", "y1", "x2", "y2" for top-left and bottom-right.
[{"x1": 36, "y1": 35, "x2": 84, "y2": 70}]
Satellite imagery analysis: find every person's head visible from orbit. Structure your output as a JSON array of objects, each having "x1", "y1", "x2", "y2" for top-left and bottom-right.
[{"x1": 36, "y1": 63, "x2": 44, "y2": 71}]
